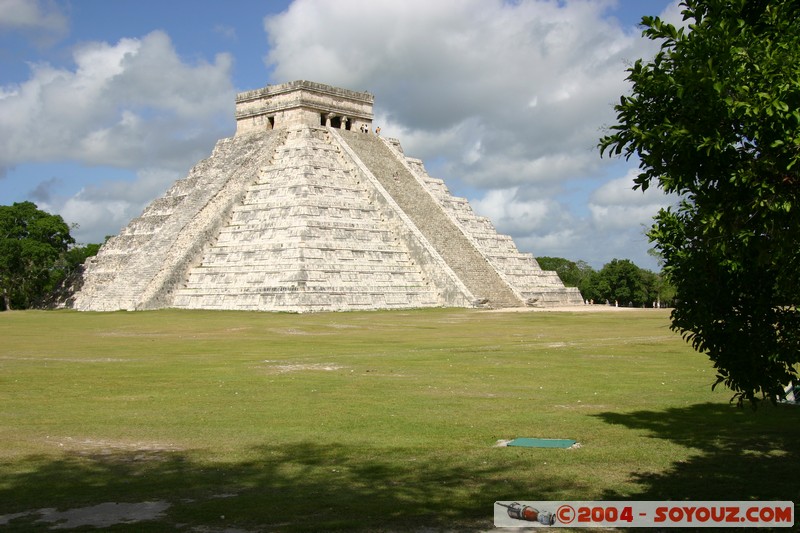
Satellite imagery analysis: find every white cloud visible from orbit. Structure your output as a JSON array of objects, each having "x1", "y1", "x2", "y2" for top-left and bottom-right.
[
  {"x1": 0, "y1": 0, "x2": 68, "y2": 42},
  {"x1": 1, "y1": 30, "x2": 236, "y2": 244},
  {"x1": 659, "y1": 0, "x2": 688, "y2": 28},
  {"x1": 470, "y1": 185, "x2": 590, "y2": 260},
  {"x1": 471, "y1": 187, "x2": 557, "y2": 235},
  {"x1": 264, "y1": 0, "x2": 645, "y2": 186},
  {"x1": 40, "y1": 167, "x2": 184, "y2": 244},
  {"x1": 589, "y1": 170, "x2": 679, "y2": 230},
  {"x1": 262, "y1": 0, "x2": 675, "y2": 268},
  {"x1": 0, "y1": 31, "x2": 234, "y2": 171},
  {"x1": 56, "y1": 196, "x2": 135, "y2": 243},
  {"x1": 466, "y1": 168, "x2": 679, "y2": 270}
]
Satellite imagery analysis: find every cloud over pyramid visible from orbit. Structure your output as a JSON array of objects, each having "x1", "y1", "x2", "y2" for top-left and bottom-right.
[{"x1": 73, "y1": 81, "x2": 583, "y2": 312}]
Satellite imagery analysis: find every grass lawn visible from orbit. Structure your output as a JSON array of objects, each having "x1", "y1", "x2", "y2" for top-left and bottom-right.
[{"x1": 0, "y1": 307, "x2": 797, "y2": 531}]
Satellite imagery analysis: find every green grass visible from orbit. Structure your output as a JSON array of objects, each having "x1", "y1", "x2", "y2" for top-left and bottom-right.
[{"x1": 0, "y1": 308, "x2": 798, "y2": 531}]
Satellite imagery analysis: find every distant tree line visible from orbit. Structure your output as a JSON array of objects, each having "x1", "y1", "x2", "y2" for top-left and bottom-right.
[{"x1": 537, "y1": 256, "x2": 675, "y2": 308}]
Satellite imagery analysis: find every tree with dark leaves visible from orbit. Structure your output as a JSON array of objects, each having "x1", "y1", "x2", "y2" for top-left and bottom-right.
[
  {"x1": 600, "y1": 0, "x2": 800, "y2": 406},
  {"x1": 0, "y1": 202, "x2": 74, "y2": 310}
]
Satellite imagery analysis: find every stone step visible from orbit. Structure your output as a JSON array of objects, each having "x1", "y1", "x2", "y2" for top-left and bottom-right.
[{"x1": 337, "y1": 129, "x2": 524, "y2": 308}]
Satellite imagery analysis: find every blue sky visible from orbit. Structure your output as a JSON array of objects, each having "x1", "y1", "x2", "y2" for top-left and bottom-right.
[{"x1": 0, "y1": 0, "x2": 680, "y2": 270}]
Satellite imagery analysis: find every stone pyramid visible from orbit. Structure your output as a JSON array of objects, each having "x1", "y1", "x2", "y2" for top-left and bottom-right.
[{"x1": 73, "y1": 80, "x2": 583, "y2": 312}]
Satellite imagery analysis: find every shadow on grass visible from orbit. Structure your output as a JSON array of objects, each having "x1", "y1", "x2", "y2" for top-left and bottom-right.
[
  {"x1": 594, "y1": 402, "x2": 800, "y2": 505},
  {"x1": 0, "y1": 441, "x2": 578, "y2": 532}
]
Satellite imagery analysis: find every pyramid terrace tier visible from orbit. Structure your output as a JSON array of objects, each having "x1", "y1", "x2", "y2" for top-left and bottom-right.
[{"x1": 73, "y1": 81, "x2": 583, "y2": 312}]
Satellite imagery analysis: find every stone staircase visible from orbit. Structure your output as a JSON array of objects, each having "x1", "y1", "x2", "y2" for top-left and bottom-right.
[
  {"x1": 402, "y1": 158, "x2": 585, "y2": 307},
  {"x1": 336, "y1": 129, "x2": 524, "y2": 308},
  {"x1": 74, "y1": 132, "x2": 284, "y2": 311},
  {"x1": 171, "y1": 126, "x2": 445, "y2": 311}
]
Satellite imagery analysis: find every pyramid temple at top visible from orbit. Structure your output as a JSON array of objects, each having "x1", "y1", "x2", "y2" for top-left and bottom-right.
[{"x1": 73, "y1": 80, "x2": 583, "y2": 312}]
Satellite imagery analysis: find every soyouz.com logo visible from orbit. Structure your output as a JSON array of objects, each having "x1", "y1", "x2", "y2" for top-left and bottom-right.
[{"x1": 494, "y1": 501, "x2": 794, "y2": 528}]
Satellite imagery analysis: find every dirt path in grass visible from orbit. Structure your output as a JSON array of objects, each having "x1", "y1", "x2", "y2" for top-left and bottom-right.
[{"x1": 0, "y1": 502, "x2": 171, "y2": 530}]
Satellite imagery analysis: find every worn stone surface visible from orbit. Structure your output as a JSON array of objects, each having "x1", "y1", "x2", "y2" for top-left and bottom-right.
[
  {"x1": 236, "y1": 80, "x2": 373, "y2": 135},
  {"x1": 73, "y1": 80, "x2": 583, "y2": 312}
]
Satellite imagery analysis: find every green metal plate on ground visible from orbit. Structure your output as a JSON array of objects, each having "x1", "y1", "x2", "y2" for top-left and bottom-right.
[{"x1": 506, "y1": 438, "x2": 577, "y2": 448}]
